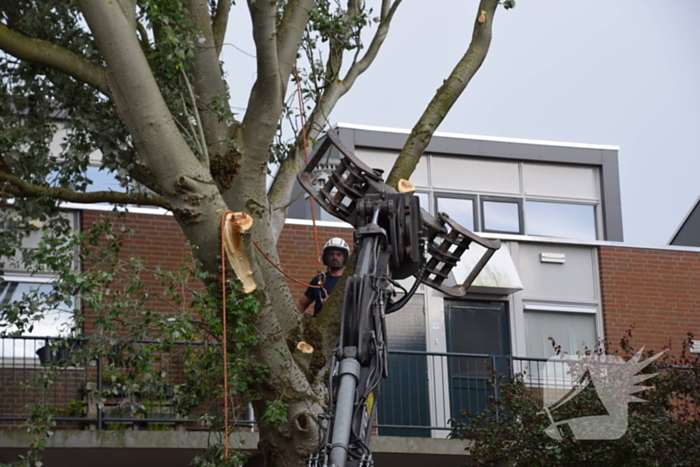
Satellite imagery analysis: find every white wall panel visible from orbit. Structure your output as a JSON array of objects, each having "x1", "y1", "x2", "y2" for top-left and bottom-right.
[
  {"x1": 517, "y1": 244, "x2": 597, "y2": 302},
  {"x1": 523, "y1": 163, "x2": 598, "y2": 200},
  {"x1": 355, "y1": 149, "x2": 429, "y2": 187},
  {"x1": 431, "y1": 157, "x2": 520, "y2": 194}
]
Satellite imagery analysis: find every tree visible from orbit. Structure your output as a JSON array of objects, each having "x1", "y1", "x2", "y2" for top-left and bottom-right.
[{"x1": 0, "y1": 1, "x2": 507, "y2": 465}]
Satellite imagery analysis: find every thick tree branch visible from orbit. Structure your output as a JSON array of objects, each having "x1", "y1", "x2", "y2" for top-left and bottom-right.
[
  {"x1": 182, "y1": 0, "x2": 232, "y2": 160},
  {"x1": 267, "y1": 0, "x2": 403, "y2": 237},
  {"x1": 386, "y1": 0, "x2": 499, "y2": 188},
  {"x1": 76, "y1": 1, "x2": 203, "y2": 180},
  {"x1": 0, "y1": 171, "x2": 168, "y2": 208},
  {"x1": 247, "y1": 0, "x2": 279, "y2": 98},
  {"x1": 342, "y1": 0, "x2": 401, "y2": 87},
  {"x1": 212, "y1": 0, "x2": 231, "y2": 57},
  {"x1": 232, "y1": 0, "x2": 285, "y2": 210},
  {"x1": 268, "y1": 103, "x2": 330, "y2": 238},
  {"x1": 0, "y1": 23, "x2": 110, "y2": 97},
  {"x1": 242, "y1": 0, "x2": 281, "y2": 150},
  {"x1": 276, "y1": 0, "x2": 313, "y2": 97}
]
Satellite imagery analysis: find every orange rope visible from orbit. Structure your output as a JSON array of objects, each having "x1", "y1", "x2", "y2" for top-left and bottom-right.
[
  {"x1": 220, "y1": 211, "x2": 232, "y2": 458},
  {"x1": 253, "y1": 240, "x2": 322, "y2": 289},
  {"x1": 293, "y1": 60, "x2": 322, "y2": 269}
]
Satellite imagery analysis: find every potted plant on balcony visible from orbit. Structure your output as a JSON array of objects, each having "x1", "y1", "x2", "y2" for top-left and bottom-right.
[{"x1": 35, "y1": 336, "x2": 84, "y2": 366}]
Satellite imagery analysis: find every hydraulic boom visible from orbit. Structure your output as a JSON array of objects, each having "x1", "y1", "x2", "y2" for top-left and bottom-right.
[{"x1": 299, "y1": 131, "x2": 501, "y2": 467}]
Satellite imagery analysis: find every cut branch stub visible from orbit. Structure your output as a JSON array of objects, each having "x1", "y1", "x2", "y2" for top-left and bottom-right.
[
  {"x1": 397, "y1": 179, "x2": 416, "y2": 193},
  {"x1": 222, "y1": 211, "x2": 256, "y2": 293},
  {"x1": 294, "y1": 341, "x2": 314, "y2": 370},
  {"x1": 296, "y1": 341, "x2": 314, "y2": 354}
]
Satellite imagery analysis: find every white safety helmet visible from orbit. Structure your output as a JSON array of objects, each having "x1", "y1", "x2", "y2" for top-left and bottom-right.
[{"x1": 322, "y1": 237, "x2": 350, "y2": 267}]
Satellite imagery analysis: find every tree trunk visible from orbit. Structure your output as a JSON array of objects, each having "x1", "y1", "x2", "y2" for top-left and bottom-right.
[{"x1": 253, "y1": 398, "x2": 325, "y2": 466}]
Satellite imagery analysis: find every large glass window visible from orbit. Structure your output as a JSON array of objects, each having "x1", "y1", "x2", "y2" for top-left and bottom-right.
[
  {"x1": 1, "y1": 211, "x2": 78, "y2": 360},
  {"x1": 378, "y1": 295, "x2": 429, "y2": 437},
  {"x1": 1, "y1": 279, "x2": 74, "y2": 360},
  {"x1": 436, "y1": 196, "x2": 475, "y2": 231},
  {"x1": 526, "y1": 201, "x2": 597, "y2": 240},
  {"x1": 482, "y1": 199, "x2": 521, "y2": 234},
  {"x1": 524, "y1": 305, "x2": 597, "y2": 359}
]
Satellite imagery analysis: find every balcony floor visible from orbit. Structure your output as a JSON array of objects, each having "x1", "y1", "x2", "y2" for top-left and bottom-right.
[{"x1": 0, "y1": 430, "x2": 473, "y2": 467}]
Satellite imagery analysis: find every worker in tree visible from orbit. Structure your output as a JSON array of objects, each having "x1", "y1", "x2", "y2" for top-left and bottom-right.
[{"x1": 295, "y1": 237, "x2": 349, "y2": 316}]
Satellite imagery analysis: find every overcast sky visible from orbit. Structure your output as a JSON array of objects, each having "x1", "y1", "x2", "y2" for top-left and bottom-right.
[{"x1": 224, "y1": 1, "x2": 700, "y2": 246}]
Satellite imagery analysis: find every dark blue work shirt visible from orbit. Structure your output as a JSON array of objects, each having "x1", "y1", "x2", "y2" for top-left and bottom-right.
[{"x1": 304, "y1": 273, "x2": 341, "y2": 317}]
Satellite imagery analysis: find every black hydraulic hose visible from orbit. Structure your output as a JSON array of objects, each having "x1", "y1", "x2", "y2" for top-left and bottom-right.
[
  {"x1": 350, "y1": 332, "x2": 383, "y2": 456},
  {"x1": 385, "y1": 258, "x2": 427, "y2": 315}
]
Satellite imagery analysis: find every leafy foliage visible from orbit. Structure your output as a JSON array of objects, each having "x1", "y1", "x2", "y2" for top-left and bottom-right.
[
  {"x1": 451, "y1": 334, "x2": 700, "y2": 467},
  {"x1": 1, "y1": 216, "x2": 264, "y2": 465}
]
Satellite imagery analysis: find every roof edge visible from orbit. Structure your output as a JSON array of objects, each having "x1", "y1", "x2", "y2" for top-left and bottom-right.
[{"x1": 336, "y1": 122, "x2": 620, "y2": 151}]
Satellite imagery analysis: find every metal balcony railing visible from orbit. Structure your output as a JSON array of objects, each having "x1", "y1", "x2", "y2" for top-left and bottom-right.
[
  {"x1": 0, "y1": 336, "x2": 578, "y2": 435},
  {"x1": 0, "y1": 335, "x2": 255, "y2": 431}
]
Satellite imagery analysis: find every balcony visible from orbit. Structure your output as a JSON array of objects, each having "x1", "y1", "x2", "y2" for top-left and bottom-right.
[{"x1": 0, "y1": 336, "x2": 568, "y2": 466}]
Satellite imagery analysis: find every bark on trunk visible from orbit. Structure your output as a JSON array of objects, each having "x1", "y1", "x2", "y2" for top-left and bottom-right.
[{"x1": 253, "y1": 398, "x2": 325, "y2": 467}]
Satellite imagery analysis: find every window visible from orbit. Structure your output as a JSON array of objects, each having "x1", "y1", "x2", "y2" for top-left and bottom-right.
[
  {"x1": 415, "y1": 192, "x2": 430, "y2": 214},
  {"x1": 436, "y1": 196, "x2": 475, "y2": 231},
  {"x1": 524, "y1": 304, "x2": 597, "y2": 359},
  {"x1": 482, "y1": 198, "x2": 522, "y2": 234},
  {"x1": 80, "y1": 165, "x2": 154, "y2": 206},
  {"x1": 525, "y1": 201, "x2": 597, "y2": 240},
  {"x1": 378, "y1": 294, "x2": 430, "y2": 436},
  {"x1": 432, "y1": 194, "x2": 600, "y2": 240},
  {"x1": 1, "y1": 278, "x2": 74, "y2": 360},
  {"x1": 0, "y1": 211, "x2": 78, "y2": 360},
  {"x1": 523, "y1": 304, "x2": 598, "y2": 386}
]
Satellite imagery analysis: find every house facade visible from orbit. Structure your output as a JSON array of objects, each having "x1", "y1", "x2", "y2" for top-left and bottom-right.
[{"x1": 1, "y1": 124, "x2": 699, "y2": 466}]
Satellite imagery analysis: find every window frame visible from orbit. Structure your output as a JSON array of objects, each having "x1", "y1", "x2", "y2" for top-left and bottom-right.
[
  {"x1": 434, "y1": 192, "x2": 478, "y2": 232},
  {"x1": 480, "y1": 196, "x2": 523, "y2": 235},
  {"x1": 1, "y1": 209, "x2": 80, "y2": 363},
  {"x1": 520, "y1": 302, "x2": 599, "y2": 388},
  {"x1": 523, "y1": 199, "x2": 599, "y2": 240},
  {"x1": 1, "y1": 274, "x2": 77, "y2": 364}
]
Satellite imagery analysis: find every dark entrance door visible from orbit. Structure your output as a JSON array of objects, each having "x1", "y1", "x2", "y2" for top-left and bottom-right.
[{"x1": 444, "y1": 300, "x2": 510, "y2": 422}]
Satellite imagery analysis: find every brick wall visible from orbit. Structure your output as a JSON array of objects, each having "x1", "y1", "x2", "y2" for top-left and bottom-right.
[
  {"x1": 0, "y1": 365, "x2": 87, "y2": 430},
  {"x1": 81, "y1": 211, "x2": 199, "y2": 335},
  {"x1": 600, "y1": 246, "x2": 700, "y2": 354},
  {"x1": 81, "y1": 212, "x2": 352, "y2": 322}
]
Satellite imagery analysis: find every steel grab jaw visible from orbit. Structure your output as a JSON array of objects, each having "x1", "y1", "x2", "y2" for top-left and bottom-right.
[
  {"x1": 297, "y1": 130, "x2": 391, "y2": 228},
  {"x1": 420, "y1": 209, "x2": 501, "y2": 298},
  {"x1": 297, "y1": 129, "x2": 502, "y2": 297}
]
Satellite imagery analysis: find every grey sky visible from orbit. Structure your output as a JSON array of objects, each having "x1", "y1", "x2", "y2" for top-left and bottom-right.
[{"x1": 224, "y1": 1, "x2": 700, "y2": 246}]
